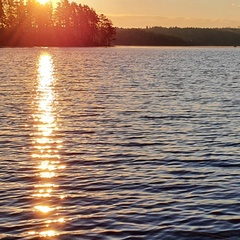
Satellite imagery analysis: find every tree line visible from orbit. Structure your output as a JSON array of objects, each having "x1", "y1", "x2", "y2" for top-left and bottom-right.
[
  {"x1": 115, "y1": 27, "x2": 240, "y2": 46},
  {"x1": 0, "y1": 0, "x2": 116, "y2": 47},
  {"x1": 115, "y1": 28, "x2": 186, "y2": 46}
]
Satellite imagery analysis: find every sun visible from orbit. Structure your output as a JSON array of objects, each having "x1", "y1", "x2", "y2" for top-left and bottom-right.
[{"x1": 37, "y1": 0, "x2": 49, "y2": 4}]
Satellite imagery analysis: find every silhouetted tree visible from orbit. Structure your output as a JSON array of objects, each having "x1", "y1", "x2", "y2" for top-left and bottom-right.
[
  {"x1": 98, "y1": 14, "x2": 115, "y2": 46},
  {"x1": 85, "y1": 5, "x2": 99, "y2": 45},
  {"x1": 0, "y1": 0, "x2": 5, "y2": 28},
  {"x1": 55, "y1": 0, "x2": 70, "y2": 28},
  {"x1": 4, "y1": 0, "x2": 16, "y2": 28},
  {"x1": 15, "y1": 0, "x2": 26, "y2": 27}
]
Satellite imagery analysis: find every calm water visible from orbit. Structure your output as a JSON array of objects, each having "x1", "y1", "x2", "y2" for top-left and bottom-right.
[{"x1": 0, "y1": 47, "x2": 240, "y2": 240}]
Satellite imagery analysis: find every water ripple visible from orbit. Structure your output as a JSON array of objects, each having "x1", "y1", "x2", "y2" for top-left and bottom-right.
[{"x1": 0, "y1": 47, "x2": 240, "y2": 239}]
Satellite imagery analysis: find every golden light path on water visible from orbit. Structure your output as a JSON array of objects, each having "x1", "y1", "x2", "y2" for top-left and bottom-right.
[{"x1": 29, "y1": 53, "x2": 65, "y2": 237}]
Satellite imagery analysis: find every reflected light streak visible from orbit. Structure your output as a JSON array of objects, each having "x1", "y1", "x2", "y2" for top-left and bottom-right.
[
  {"x1": 40, "y1": 230, "x2": 57, "y2": 237},
  {"x1": 30, "y1": 53, "x2": 65, "y2": 238},
  {"x1": 29, "y1": 230, "x2": 58, "y2": 237},
  {"x1": 46, "y1": 218, "x2": 65, "y2": 224},
  {"x1": 35, "y1": 205, "x2": 55, "y2": 213},
  {"x1": 40, "y1": 172, "x2": 56, "y2": 178}
]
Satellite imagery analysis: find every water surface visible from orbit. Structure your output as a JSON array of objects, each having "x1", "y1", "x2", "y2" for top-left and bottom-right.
[{"x1": 0, "y1": 47, "x2": 240, "y2": 239}]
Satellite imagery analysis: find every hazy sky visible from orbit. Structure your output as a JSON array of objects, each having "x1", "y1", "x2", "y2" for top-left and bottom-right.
[{"x1": 77, "y1": 0, "x2": 240, "y2": 28}]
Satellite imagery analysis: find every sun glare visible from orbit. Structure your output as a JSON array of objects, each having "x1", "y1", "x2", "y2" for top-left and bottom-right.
[{"x1": 38, "y1": 0, "x2": 49, "y2": 4}]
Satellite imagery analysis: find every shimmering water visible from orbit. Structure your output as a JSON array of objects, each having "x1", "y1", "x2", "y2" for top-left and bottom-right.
[{"x1": 0, "y1": 47, "x2": 240, "y2": 240}]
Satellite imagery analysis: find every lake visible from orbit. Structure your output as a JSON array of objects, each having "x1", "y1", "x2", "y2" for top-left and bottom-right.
[{"x1": 0, "y1": 47, "x2": 240, "y2": 240}]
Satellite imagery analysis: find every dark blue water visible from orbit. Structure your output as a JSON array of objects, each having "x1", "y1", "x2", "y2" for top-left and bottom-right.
[{"x1": 0, "y1": 47, "x2": 240, "y2": 239}]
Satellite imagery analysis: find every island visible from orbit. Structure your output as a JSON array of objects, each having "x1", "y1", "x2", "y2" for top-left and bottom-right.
[{"x1": 0, "y1": 0, "x2": 116, "y2": 47}]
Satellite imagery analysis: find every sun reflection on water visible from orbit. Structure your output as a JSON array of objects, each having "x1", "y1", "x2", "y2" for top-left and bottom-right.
[{"x1": 30, "y1": 53, "x2": 65, "y2": 237}]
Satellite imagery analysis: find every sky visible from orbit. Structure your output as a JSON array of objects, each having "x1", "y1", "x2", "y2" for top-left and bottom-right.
[{"x1": 77, "y1": 0, "x2": 240, "y2": 28}]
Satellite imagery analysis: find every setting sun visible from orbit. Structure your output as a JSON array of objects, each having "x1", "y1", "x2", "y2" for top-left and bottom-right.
[{"x1": 37, "y1": 0, "x2": 49, "y2": 4}]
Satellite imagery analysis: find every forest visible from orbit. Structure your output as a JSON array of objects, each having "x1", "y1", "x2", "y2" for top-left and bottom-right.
[
  {"x1": 0, "y1": 0, "x2": 116, "y2": 47},
  {"x1": 115, "y1": 27, "x2": 240, "y2": 46}
]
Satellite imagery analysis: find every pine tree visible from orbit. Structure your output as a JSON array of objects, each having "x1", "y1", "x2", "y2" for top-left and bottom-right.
[{"x1": 98, "y1": 14, "x2": 116, "y2": 46}]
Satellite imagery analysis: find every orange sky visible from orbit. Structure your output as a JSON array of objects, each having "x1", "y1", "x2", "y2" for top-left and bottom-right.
[{"x1": 77, "y1": 0, "x2": 240, "y2": 28}]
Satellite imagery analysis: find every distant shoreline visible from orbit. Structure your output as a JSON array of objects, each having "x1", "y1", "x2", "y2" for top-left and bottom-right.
[{"x1": 114, "y1": 27, "x2": 240, "y2": 47}]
